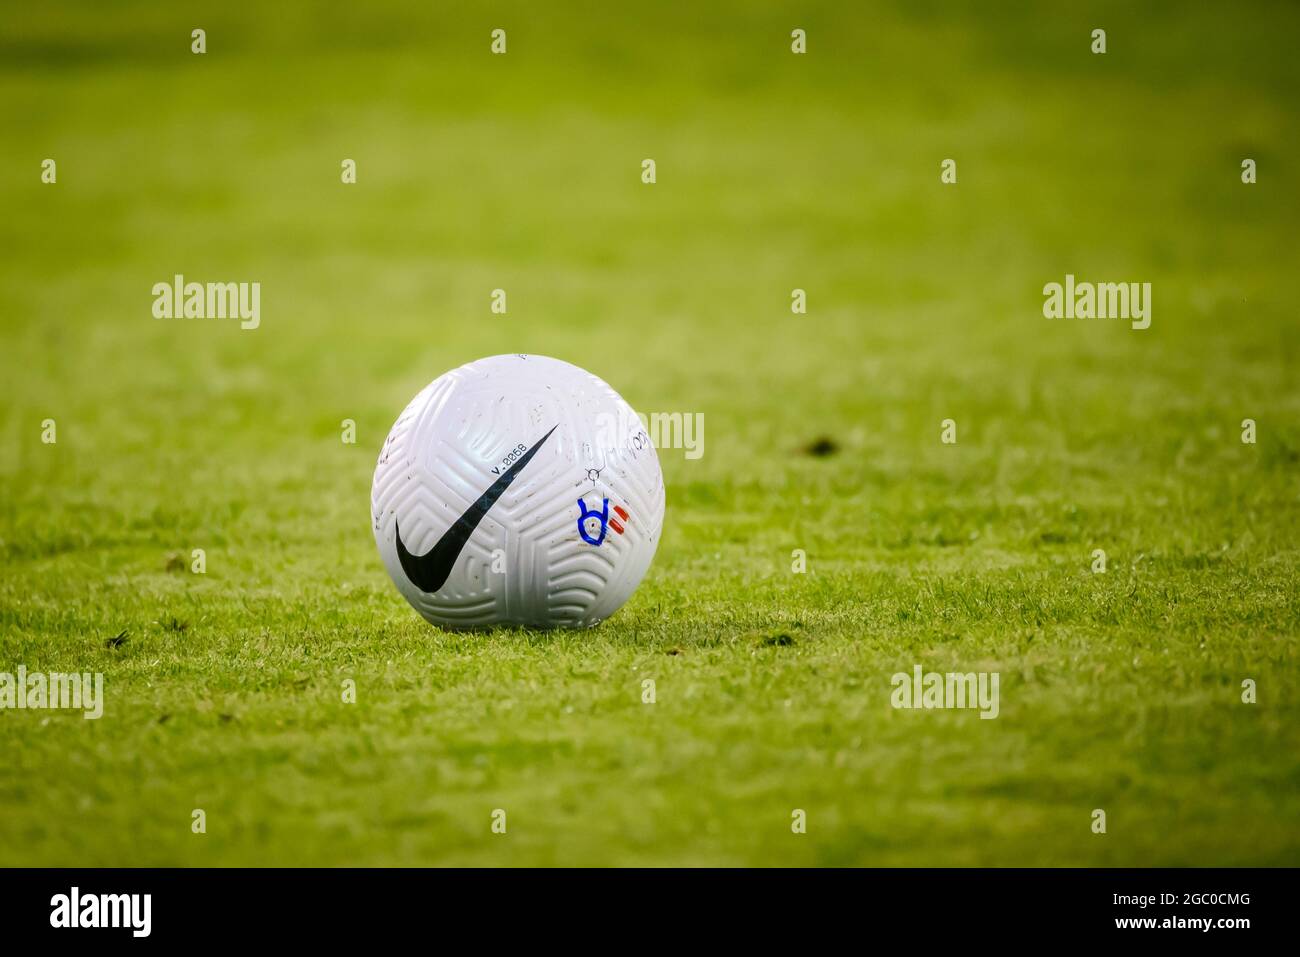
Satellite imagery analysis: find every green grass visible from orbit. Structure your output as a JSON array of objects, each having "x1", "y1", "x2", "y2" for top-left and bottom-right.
[{"x1": 1, "y1": 0, "x2": 1298, "y2": 866}]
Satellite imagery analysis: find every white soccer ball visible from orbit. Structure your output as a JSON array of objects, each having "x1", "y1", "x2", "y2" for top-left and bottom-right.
[{"x1": 372, "y1": 354, "x2": 665, "y2": 629}]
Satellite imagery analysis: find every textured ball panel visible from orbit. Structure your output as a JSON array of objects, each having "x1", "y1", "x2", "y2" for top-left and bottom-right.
[{"x1": 372, "y1": 354, "x2": 665, "y2": 629}]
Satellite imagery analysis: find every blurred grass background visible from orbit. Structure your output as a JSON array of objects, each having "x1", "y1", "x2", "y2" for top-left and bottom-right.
[{"x1": 0, "y1": 0, "x2": 1297, "y2": 865}]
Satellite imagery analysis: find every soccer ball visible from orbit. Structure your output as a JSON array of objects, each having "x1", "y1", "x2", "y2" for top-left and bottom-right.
[{"x1": 372, "y1": 354, "x2": 665, "y2": 629}]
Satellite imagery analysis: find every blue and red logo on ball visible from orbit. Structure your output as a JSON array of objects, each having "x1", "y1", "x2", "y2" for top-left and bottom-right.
[{"x1": 577, "y1": 497, "x2": 629, "y2": 546}]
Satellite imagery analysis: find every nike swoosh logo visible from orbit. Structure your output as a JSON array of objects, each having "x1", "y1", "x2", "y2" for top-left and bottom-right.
[{"x1": 395, "y1": 424, "x2": 558, "y2": 593}]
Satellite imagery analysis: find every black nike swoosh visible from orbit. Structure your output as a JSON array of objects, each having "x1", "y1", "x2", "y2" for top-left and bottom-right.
[{"x1": 395, "y1": 424, "x2": 558, "y2": 593}]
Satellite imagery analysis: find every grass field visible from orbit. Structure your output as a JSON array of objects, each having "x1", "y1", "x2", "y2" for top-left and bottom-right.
[{"x1": 2, "y1": 1, "x2": 1298, "y2": 866}]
